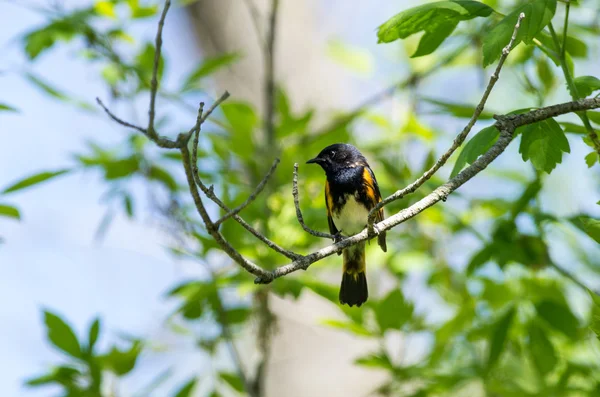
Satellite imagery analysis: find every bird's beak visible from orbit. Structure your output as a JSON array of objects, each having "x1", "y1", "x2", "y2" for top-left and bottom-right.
[{"x1": 306, "y1": 157, "x2": 321, "y2": 165}]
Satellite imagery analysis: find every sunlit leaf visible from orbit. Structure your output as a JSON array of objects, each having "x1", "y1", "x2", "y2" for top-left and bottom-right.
[
  {"x1": 94, "y1": 1, "x2": 117, "y2": 18},
  {"x1": 321, "y1": 319, "x2": 371, "y2": 336},
  {"x1": 422, "y1": 97, "x2": 496, "y2": 119},
  {"x1": 378, "y1": 1, "x2": 493, "y2": 57},
  {"x1": 482, "y1": 0, "x2": 557, "y2": 67},
  {"x1": 327, "y1": 39, "x2": 373, "y2": 74},
  {"x1": 585, "y1": 152, "x2": 598, "y2": 168}
]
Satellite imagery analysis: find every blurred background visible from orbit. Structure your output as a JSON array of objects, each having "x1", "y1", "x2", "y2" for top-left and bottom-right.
[{"x1": 1, "y1": 0, "x2": 600, "y2": 396}]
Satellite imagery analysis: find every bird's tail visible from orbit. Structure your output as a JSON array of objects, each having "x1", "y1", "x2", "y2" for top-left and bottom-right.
[{"x1": 339, "y1": 241, "x2": 368, "y2": 307}]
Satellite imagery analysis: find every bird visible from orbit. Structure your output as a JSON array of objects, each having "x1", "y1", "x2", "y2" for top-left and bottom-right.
[{"x1": 306, "y1": 143, "x2": 386, "y2": 307}]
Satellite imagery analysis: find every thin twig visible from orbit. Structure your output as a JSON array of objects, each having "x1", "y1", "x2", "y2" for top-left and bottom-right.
[
  {"x1": 183, "y1": 91, "x2": 232, "y2": 141},
  {"x1": 186, "y1": 100, "x2": 301, "y2": 260},
  {"x1": 96, "y1": 97, "x2": 180, "y2": 149},
  {"x1": 215, "y1": 158, "x2": 280, "y2": 226},
  {"x1": 561, "y1": 1, "x2": 571, "y2": 60},
  {"x1": 367, "y1": 12, "x2": 526, "y2": 230},
  {"x1": 263, "y1": 0, "x2": 279, "y2": 148},
  {"x1": 148, "y1": 0, "x2": 171, "y2": 138},
  {"x1": 96, "y1": 98, "x2": 147, "y2": 135},
  {"x1": 243, "y1": 0, "x2": 264, "y2": 48},
  {"x1": 181, "y1": 143, "x2": 272, "y2": 279},
  {"x1": 292, "y1": 163, "x2": 336, "y2": 240}
]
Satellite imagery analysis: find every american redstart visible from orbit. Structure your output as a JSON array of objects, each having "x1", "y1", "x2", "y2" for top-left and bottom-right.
[{"x1": 307, "y1": 143, "x2": 386, "y2": 307}]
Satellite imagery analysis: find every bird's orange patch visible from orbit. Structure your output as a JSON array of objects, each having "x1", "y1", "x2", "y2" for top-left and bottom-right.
[{"x1": 362, "y1": 168, "x2": 378, "y2": 204}]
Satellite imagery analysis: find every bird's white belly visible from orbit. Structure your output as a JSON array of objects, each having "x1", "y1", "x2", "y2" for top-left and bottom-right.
[{"x1": 332, "y1": 194, "x2": 369, "y2": 236}]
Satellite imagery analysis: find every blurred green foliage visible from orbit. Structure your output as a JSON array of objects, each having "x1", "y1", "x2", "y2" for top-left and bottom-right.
[{"x1": 3, "y1": 0, "x2": 600, "y2": 396}]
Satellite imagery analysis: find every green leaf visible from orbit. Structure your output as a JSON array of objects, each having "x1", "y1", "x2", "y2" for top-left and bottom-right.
[
  {"x1": 2, "y1": 169, "x2": 70, "y2": 194},
  {"x1": 422, "y1": 97, "x2": 496, "y2": 119},
  {"x1": 588, "y1": 111, "x2": 600, "y2": 125},
  {"x1": 128, "y1": 0, "x2": 158, "y2": 19},
  {"x1": 219, "y1": 372, "x2": 244, "y2": 393},
  {"x1": 535, "y1": 300, "x2": 579, "y2": 339},
  {"x1": 355, "y1": 352, "x2": 394, "y2": 370},
  {"x1": 451, "y1": 126, "x2": 499, "y2": 177},
  {"x1": 482, "y1": 0, "x2": 558, "y2": 67},
  {"x1": 519, "y1": 118, "x2": 570, "y2": 173},
  {"x1": 536, "y1": 56, "x2": 555, "y2": 93},
  {"x1": 181, "y1": 53, "x2": 239, "y2": 92},
  {"x1": 570, "y1": 216, "x2": 600, "y2": 244},
  {"x1": 135, "y1": 43, "x2": 166, "y2": 88},
  {"x1": 486, "y1": 306, "x2": 515, "y2": 372},
  {"x1": 0, "y1": 204, "x2": 21, "y2": 220},
  {"x1": 0, "y1": 103, "x2": 19, "y2": 112},
  {"x1": 560, "y1": 121, "x2": 587, "y2": 135},
  {"x1": 377, "y1": 1, "x2": 493, "y2": 57},
  {"x1": 147, "y1": 165, "x2": 178, "y2": 191},
  {"x1": 321, "y1": 319, "x2": 372, "y2": 336},
  {"x1": 174, "y1": 378, "x2": 198, "y2": 397},
  {"x1": 43, "y1": 310, "x2": 82, "y2": 358},
  {"x1": 223, "y1": 307, "x2": 251, "y2": 325},
  {"x1": 375, "y1": 289, "x2": 414, "y2": 332},
  {"x1": 123, "y1": 194, "x2": 134, "y2": 218},
  {"x1": 26, "y1": 73, "x2": 69, "y2": 100},
  {"x1": 104, "y1": 157, "x2": 139, "y2": 180},
  {"x1": 528, "y1": 322, "x2": 557, "y2": 375},
  {"x1": 101, "y1": 341, "x2": 142, "y2": 375},
  {"x1": 25, "y1": 366, "x2": 80, "y2": 387},
  {"x1": 88, "y1": 318, "x2": 101, "y2": 353},
  {"x1": 585, "y1": 152, "x2": 598, "y2": 168},
  {"x1": 573, "y1": 76, "x2": 600, "y2": 97},
  {"x1": 327, "y1": 39, "x2": 373, "y2": 74}
]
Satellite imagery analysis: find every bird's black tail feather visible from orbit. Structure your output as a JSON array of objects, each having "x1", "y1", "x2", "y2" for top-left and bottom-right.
[{"x1": 339, "y1": 242, "x2": 368, "y2": 307}]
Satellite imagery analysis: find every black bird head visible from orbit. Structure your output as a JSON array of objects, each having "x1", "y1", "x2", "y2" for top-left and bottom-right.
[{"x1": 306, "y1": 143, "x2": 367, "y2": 175}]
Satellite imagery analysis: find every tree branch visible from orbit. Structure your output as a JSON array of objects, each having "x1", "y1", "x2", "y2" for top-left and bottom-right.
[
  {"x1": 367, "y1": 12, "x2": 526, "y2": 231},
  {"x1": 263, "y1": 0, "x2": 279, "y2": 149},
  {"x1": 148, "y1": 0, "x2": 171, "y2": 139},
  {"x1": 253, "y1": 97, "x2": 600, "y2": 283},
  {"x1": 215, "y1": 158, "x2": 280, "y2": 226},
  {"x1": 292, "y1": 163, "x2": 336, "y2": 240}
]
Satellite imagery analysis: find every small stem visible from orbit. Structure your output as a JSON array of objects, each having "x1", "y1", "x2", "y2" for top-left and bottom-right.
[
  {"x1": 561, "y1": 1, "x2": 570, "y2": 59},
  {"x1": 548, "y1": 23, "x2": 600, "y2": 156}
]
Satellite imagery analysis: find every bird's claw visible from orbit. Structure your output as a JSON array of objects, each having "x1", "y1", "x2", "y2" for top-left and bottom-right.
[{"x1": 333, "y1": 231, "x2": 345, "y2": 244}]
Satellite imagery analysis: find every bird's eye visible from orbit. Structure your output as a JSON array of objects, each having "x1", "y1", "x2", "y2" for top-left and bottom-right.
[{"x1": 330, "y1": 150, "x2": 336, "y2": 158}]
